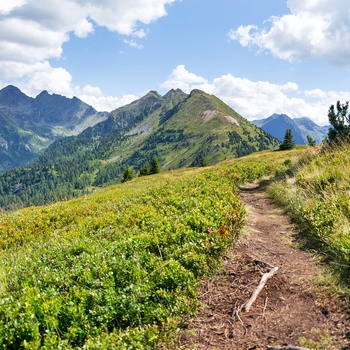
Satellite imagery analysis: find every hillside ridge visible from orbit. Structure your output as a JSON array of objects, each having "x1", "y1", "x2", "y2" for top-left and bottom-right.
[{"x1": 0, "y1": 88, "x2": 280, "y2": 210}]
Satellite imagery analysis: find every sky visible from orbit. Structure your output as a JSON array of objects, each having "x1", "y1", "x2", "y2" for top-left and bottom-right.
[{"x1": 1, "y1": 0, "x2": 350, "y2": 125}]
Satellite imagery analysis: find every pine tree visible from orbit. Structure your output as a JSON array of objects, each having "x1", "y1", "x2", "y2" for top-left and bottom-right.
[
  {"x1": 306, "y1": 135, "x2": 316, "y2": 146},
  {"x1": 139, "y1": 162, "x2": 151, "y2": 176},
  {"x1": 150, "y1": 157, "x2": 160, "y2": 174},
  {"x1": 279, "y1": 129, "x2": 295, "y2": 150},
  {"x1": 121, "y1": 166, "x2": 135, "y2": 183},
  {"x1": 199, "y1": 157, "x2": 207, "y2": 167},
  {"x1": 327, "y1": 101, "x2": 350, "y2": 141}
]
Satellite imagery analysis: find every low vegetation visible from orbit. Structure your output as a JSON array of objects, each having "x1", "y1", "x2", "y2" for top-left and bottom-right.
[
  {"x1": 269, "y1": 140, "x2": 350, "y2": 283},
  {"x1": 1, "y1": 133, "x2": 350, "y2": 348},
  {"x1": 0, "y1": 151, "x2": 296, "y2": 349}
]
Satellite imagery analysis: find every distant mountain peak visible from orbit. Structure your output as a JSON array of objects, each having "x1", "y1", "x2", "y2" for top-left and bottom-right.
[
  {"x1": 0, "y1": 85, "x2": 108, "y2": 171},
  {"x1": 1, "y1": 85, "x2": 22, "y2": 93},
  {"x1": 146, "y1": 90, "x2": 162, "y2": 98},
  {"x1": 252, "y1": 113, "x2": 328, "y2": 144},
  {"x1": 163, "y1": 88, "x2": 186, "y2": 98},
  {"x1": 190, "y1": 89, "x2": 205, "y2": 96},
  {"x1": 0, "y1": 85, "x2": 32, "y2": 106}
]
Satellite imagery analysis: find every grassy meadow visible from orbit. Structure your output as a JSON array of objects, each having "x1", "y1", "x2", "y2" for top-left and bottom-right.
[
  {"x1": 1, "y1": 145, "x2": 349, "y2": 348},
  {"x1": 269, "y1": 141, "x2": 350, "y2": 282}
]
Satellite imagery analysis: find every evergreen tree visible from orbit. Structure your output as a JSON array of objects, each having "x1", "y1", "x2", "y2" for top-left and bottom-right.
[
  {"x1": 150, "y1": 157, "x2": 161, "y2": 174},
  {"x1": 279, "y1": 129, "x2": 295, "y2": 150},
  {"x1": 139, "y1": 162, "x2": 151, "y2": 176},
  {"x1": 121, "y1": 166, "x2": 135, "y2": 183},
  {"x1": 306, "y1": 135, "x2": 316, "y2": 147},
  {"x1": 327, "y1": 101, "x2": 350, "y2": 141},
  {"x1": 199, "y1": 157, "x2": 207, "y2": 167}
]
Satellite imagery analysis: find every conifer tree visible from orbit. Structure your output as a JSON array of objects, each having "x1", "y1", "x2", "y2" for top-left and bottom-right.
[
  {"x1": 139, "y1": 162, "x2": 151, "y2": 176},
  {"x1": 327, "y1": 101, "x2": 350, "y2": 141},
  {"x1": 150, "y1": 156, "x2": 161, "y2": 174},
  {"x1": 279, "y1": 129, "x2": 295, "y2": 150},
  {"x1": 122, "y1": 166, "x2": 135, "y2": 183},
  {"x1": 199, "y1": 157, "x2": 207, "y2": 167},
  {"x1": 306, "y1": 135, "x2": 316, "y2": 147}
]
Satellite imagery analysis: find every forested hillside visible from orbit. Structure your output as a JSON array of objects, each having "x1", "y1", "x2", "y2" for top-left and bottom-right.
[{"x1": 0, "y1": 89, "x2": 279, "y2": 210}]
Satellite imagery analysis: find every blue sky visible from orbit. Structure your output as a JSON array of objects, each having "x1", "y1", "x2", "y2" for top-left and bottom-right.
[{"x1": 1, "y1": 0, "x2": 350, "y2": 125}]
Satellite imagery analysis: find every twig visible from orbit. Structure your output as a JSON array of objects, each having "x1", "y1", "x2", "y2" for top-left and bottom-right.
[
  {"x1": 244, "y1": 266, "x2": 279, "y2": 312},
  {"x1": 235, "y1": 308, "x2": 247, "y2": 335},
  {"x1": 262, "y1": 296, "x2": 268, "y2": 329},
  {"x1": 233, "y1": 301, "x2": 247, "y2": 335},
  {"x1": 267, "y1": 347, "x2": 310, "y2": 350}
]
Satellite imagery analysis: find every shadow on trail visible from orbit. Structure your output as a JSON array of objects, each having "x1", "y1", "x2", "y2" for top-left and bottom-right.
[{"x1": 238, "y1": 178, "x2": 275, "y2": 193}]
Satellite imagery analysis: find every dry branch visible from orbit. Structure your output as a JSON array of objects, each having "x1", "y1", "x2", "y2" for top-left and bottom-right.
[
  {"x1": 244, "y1": 266, "x2": 279, "y2": 312},
  {"x1": 267, "y1": 346, "x2": 310, "y2": 350}
]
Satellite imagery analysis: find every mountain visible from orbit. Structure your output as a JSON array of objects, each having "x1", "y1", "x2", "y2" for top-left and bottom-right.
[
  {"x1": 79, "y1": 88, "x2": 279, "y2": 172},
  {"x1": 294, "y1": 117, "x2": 329, "y2": 144},
  {"x1": 0, "y1": 88, "x2": 280, "y2": 210},
  {"x1": 0, "y1": 85, "x2": 108, "y2": 171},
  {"x1": 252, "y1": 113, "x2": 329, "y2": 144}
]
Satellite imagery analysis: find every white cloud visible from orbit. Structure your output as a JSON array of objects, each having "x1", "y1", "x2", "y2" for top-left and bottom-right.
[
  {"x1": 228, "y1": 0, "x2": 350, "y2": 67},
  {"x1": 160, "y1": 65, "x2": 208, "y2": 92},
  {"x1": 124, "y1": 39, "x2": 144, "y2": 49},
  {"x1": 74, "y1": 18, "x2": 94, "y2": 38},
  {"x1": 86, "y1": 0, "x2": 174, "y2": 35},
  {"x1": 0, "y1": 0, "x2": 175, "y2": 79},
  {"x1": 14, "y1": 66, "x2": 137, "y2": 112},
  {"x1": 0, "y1": 0, "x2": 27, "y2": 15},
  {"x1": 77, "y1": 89, "x2": 139, "y2": 112},
  {"x1": 21, "y1": 66, "x2": 73, "y2": 95},
  {"x1": 161, "y1": 65, "x2": 350, "y2": 125},
  {"x1": 0, "y1": 0, "x2": 174, "y2": 111}
]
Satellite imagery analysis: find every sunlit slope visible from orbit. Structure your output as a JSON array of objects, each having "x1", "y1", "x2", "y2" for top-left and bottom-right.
[
  {"x1": 0, "y1": 89, "x2": 280, "y2": 211},
  {"x1": 0, "y1": 148, "x2": 306, "y2": 349},
  {"x1": 269, "y1": 142, "x2": 350, "y2": 282}
]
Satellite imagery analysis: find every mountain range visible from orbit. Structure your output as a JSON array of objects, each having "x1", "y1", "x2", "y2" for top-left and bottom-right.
[
  {"x1": 0, "y1": 87, "x2": 280, "y2": 209},
  {"x1": 252, "y1": 113, "x2": 329, "y2": 144},
  {"x1": 0, "y1": 85, "x2": 108, "y2": 171}
]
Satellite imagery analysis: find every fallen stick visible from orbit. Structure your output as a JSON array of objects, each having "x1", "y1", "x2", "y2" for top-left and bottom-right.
[
  {"x1": 267, "y1": 346, "x2": 310, "y2": 350},
  {"x1": 244, "y1": 266, "x2": 279, "y2": 312}
]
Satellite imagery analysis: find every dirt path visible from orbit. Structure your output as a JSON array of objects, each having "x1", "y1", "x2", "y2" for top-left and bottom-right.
[{"x1": 178, "y1": 183, "x2": 350, "y2": 350}]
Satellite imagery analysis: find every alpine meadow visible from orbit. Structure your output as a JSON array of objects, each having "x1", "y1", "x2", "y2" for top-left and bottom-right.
[{"x1": 1, "y1": 86, "x2": 350, "y2": 348}]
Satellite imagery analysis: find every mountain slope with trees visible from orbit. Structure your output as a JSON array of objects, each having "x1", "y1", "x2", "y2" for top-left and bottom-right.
[
  {"x1": 0, "y1": 89, "x2": 280, "y2": 210},
  {"x1": 0, "y1": 85, "x2": 108, "y2": 171}
]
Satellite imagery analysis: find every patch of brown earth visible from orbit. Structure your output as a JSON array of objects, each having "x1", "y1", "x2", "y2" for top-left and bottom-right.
[
  {"x1": 202, "y1": 110, "x2": 239, "y2": 125},
  {"x1": 177, "y1": 183, "x2": 350, "y2": 350}
]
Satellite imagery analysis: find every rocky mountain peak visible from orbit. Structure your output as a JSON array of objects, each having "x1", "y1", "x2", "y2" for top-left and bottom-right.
[{"x1": 0, "y1": 85, "x2": 32, "y2": 106}]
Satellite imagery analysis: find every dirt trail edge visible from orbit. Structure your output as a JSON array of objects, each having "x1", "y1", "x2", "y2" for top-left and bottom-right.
[{"x1": 178, "y1": 183, "x2": 350, "y2": 350}]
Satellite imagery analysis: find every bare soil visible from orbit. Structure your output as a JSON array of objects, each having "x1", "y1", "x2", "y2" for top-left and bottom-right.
[{"x1": 177, "y1": 183, "x2": 350, "y2": 350}]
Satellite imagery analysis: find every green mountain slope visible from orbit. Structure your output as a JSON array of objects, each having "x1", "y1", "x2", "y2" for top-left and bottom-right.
[
  {"x1": 90, "y1": 89, "x2": 279, "y2": 182},
  {"x1": 0, "y1": 89, "x2": 280, "y2": 210}
]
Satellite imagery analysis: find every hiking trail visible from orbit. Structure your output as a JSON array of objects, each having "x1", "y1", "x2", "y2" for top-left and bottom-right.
[{"x1": 178, "y1": 183, "x2": 350, "y2": 350}]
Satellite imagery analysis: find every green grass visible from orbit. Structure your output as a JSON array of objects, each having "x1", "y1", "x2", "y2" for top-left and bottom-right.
[
  {"x1": 3, "y1": 146, "x2": 341, "y2": 349},
  {"x1": 268, "y1": 142, "x2": 350, "y2": 283},
  {"x1": 0, "y1": 150, "x2": 296, "y2": 349}
]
